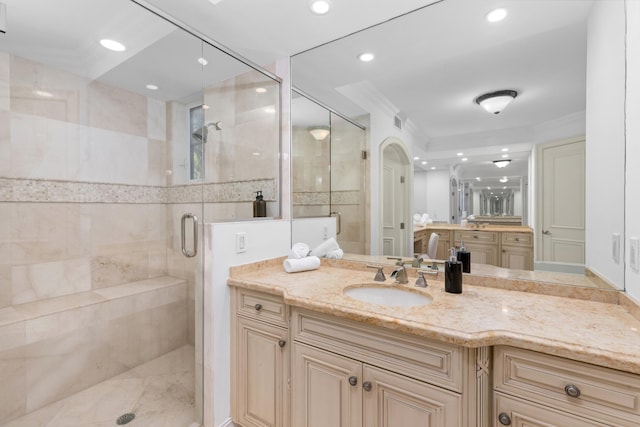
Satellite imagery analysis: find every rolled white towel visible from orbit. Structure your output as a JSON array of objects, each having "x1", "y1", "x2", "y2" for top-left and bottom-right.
[
  {"x1": 326, "y1": 248, "x2": 344, "y2": 259},
  {"x1": 283, "y1": 256, "x2": 321, "y2": 273},
  {"x1": 310, "y1": 237, "x2": 340, "y2": 257},
  {"x1": 289, "y1": 242, "x2": 310, "y2": 259}
]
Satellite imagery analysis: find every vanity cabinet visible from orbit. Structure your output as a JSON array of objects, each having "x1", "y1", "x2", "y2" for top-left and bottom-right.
[
  {"x1": 290, "y1": 309, "x2": 486, "y2": 427},
  {"x1": 231, "y1": 288, "x2": 290, "y2": 427},
  {"x1": 500, "y1": 232, "x2": 533, "y2": 270},
  {"x1": 453, "y1": 230, "x2": 500, "y2": 266},
  {"x1": 493, "y1": 346, "x2": 640, "y2": 427}
]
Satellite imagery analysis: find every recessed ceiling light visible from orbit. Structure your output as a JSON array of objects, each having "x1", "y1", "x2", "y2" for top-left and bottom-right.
[
  {"x1": 487, "y1": 186, "x2": 492, "y2": 190},
  {"x1": 431, "y1": 166, "x2": 436, "y2": 170},
  {"x1": 202, "y1": 104, "x2": 210, "y2": 110},
  {"x1": 100, "y1": 39, "x2": 126, "y2": 52},
  {"x1": 457, "y1": 152, "x2": 463, "y2": 156},
  {"x1": 309, "y1": 0, "x2": 331, "y2": 15},
  {"x1": 256, "y1": 87, "x2": 267, "y2": 93},
  {"x1": 421, "y1": 161, "x2": 428, "y2": 165},
  {"x1": 198, "y1": 57, "x2": 208, "y2": 66},
  {"x1": 486, "y1": 8, "x2": 507, "y2": 23},
  {"x1": 502, "y1": 154, "x2": 509, "y2": 158},
  {"x1": 358, "y1": 52, "x2": 375, "y2": 62},
  {"x1": 413, "y1": 156, "x2": 419, "y2": 160},
  {"x1": 462, "y1": 158, "x2": 468, "y2": 162},
  {"x1": 501, "y1": 147, "x2": 509, "y2": 152},
  {"x1": 252, "y1": 152, "x2": 261, "y2": 156},
  {"x1": 146, "y1": 84, "x2": 159, "y2": 91},
  {"x1": 476, "y1": 177, "x2": 481, "y2": 181}
]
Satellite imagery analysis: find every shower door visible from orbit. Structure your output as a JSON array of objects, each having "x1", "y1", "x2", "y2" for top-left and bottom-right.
[{"x1": 0, "y1": 0, "x2": 207, "y2": 425}]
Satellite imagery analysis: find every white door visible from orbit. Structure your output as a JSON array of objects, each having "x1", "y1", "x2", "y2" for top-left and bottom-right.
[
  {"x1": 537, "y1": 138, "x2": 585, "y2": 264},
  {"x1": 381, "y1": 142, "x2": 410, "y2": 257}
]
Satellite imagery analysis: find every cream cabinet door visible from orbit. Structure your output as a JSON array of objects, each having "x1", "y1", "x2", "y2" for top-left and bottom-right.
[
  {"x1": 362, "y1": 365, "x2": 461, "y2": 427},
  {"x1": 463, "y1": 242, "x2": 499, "y2": 266},
  {"x1": 501, "y1": 245, "x2": 533, "y2": 270},
  {"x1": 292, "y1": 343, "x2": 362, "y2": 427},
  {"x1": 235, "y1": 316, "x2": 289, "y2": 427}
]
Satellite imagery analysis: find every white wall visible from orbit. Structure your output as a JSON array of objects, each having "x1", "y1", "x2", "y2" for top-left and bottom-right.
[
  {"x1": 584, "y1": 0, "x2": 626, "y2": 288},
  {"x1": 291, "y1": 217, "x2": 337, "y2": 250},
  {"x1": 626, "y1": 0, "x2": 640, "y2": 300},
  {"x1": 425, "y1": 170, "x2": 451, "y2": 222},
  {"x1": 205, "y1": 220, "x2": 290, "y2": 427},
  {"x1": 413, "y1": 170, "x2": 428, "y2": 214}
]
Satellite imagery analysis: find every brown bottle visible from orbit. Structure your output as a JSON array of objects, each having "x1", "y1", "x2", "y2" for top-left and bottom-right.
[{"x1": 253, "y1": 191, "x2": 267, "y2": 217}]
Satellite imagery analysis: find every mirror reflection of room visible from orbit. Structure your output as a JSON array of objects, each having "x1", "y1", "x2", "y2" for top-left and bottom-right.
[{"x1": 291, "y1": 0, "x2": 625, "y2": 288}]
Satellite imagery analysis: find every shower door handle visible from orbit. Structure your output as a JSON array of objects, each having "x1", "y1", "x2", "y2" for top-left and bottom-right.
[
  {"x1": 330, "y1": 211, "x2": 342, "y2": 235},
  {"x1": 181, "y1": 213, "x2": 198, "y2": 258}
]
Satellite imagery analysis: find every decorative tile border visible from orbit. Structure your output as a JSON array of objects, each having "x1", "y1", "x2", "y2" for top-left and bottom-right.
[
  {"x1": 292, "y1": 190, "x2": 361, "y2": 206},
  {"x1": 0, "y1": 177, "x2": 277, "y2": 204}
]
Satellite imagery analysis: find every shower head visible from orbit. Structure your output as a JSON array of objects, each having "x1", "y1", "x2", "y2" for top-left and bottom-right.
[{"x1": 191, "y1": 121, "x2": 222, "y2": 143}]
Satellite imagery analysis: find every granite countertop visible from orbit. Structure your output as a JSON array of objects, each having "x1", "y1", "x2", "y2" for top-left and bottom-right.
[
  {"x1": 415, "y1": 223, "x2": 534, "y2": 233},
  {"x1": 228, "y1": 258, "x2": 640, "y2": 375}
]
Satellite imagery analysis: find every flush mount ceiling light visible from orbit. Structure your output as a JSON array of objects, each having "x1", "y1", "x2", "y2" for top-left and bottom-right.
[
  {"x1": 309, "y1": 0, "x2": 331, "y2": 15},
  {"x1": 309, "y1": 127, "x2": 330, "y2": 140},
  {"x1": 475, "y1": 90, "x2": 518, "y2": 114},
  {"x1": 486, "y1": 8, "x2": 507, "y2": 23},
  {"x1": 145, "y1": 84, "x2": 159, "y2": 91},
  {"x1": 493, "y1": 159, "x2": 512, "y2": 168},
  {"x1": 358, "y1": 52, "x2": 375, "y2": 62},
  {"x1": 100, "y1": 39, "x2": 126, "y2": 52}
]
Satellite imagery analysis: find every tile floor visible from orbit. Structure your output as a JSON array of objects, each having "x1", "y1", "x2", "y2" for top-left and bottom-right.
[{"x1": 3, "y1": 345, "x2": 198, "y2": 427}]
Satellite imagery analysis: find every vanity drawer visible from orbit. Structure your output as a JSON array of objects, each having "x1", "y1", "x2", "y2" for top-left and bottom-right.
[
  {"x1": 494, "y1": 346, "x2": 640, "y2": 424},
  {"x1": 292, "y1": 308, "x2": 463, "y2": 392},
  {"x1": 235, "y1": 288, "x2": 288, "y2": 327},
  {"x1": 428, "y1": 230, "x2": 450, "y2": 242},
  {"x1": 501, "y1": 232, "x2": 533, "y2": 247},
  {"x1": 454, "y1": 230, "x2": 498, "y2": 244}
]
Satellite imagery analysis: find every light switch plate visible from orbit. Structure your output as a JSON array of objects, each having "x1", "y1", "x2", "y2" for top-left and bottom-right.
[
  {"x1": 612, "y1": 233, "x2": 620, "y2": 264},
  {"x1": 235, "y1": 232, "x2": 246, "y2": 253},
  {"x1": 631, "y1": 237, "x2": 640, "y2": 273}
]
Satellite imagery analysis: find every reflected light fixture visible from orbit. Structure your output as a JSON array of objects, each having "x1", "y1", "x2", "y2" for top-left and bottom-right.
[
  {"x1": 493, "y1": 159, "x2": 511, "y2": 168},
  {"x1": 475, "y1": 90, "x2": 518, "y2": 114},
  {"x1": 100, "y1": 39, "x2": 126, "y2": 52},
  {"x1": 486, "y1": 8, "x2": 507, "y2": 23},
  {"x1": 309, "y1": 0, "x2": 331, "y2": 15},
  {"x1": 309, "y1": 127, "x2": 330, "y2": 140},
  {"x1": 499, "y1": 177, "x2": 508, "y2": 183},
  {"x1": 358, "y1": 52, "x2": 375, "y2": 62}
]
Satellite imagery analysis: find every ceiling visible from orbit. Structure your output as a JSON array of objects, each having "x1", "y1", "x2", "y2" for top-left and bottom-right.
[{"x1": 1, "y1": 0, "x2": 601, "y2": 180}]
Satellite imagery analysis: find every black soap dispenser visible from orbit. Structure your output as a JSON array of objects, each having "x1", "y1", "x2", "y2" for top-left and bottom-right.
[
  {"x1": 445, "y1": 248, "x2": 463, "y2": 294},
  {"x1": 457, "y1": 240, "x2": 471, "y2": 273},
  {"x1": 253, "y1": 191, "x2": 267, "y2": 217}
]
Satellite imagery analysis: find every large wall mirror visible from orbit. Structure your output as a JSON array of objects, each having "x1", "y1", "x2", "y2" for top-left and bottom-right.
[{"x1": 291, "y1": 0, "x2": 626, "y2": 290}]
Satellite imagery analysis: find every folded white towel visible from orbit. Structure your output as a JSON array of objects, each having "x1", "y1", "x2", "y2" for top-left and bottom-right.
[
  {"x1": 310, "y1": 237, "x2": 341, "y2": 257},
  {"x1": 326, "y1": 248, "x2": 344, "y2": 259},
  {"x1": 283, "y1": 256, "x2": 321, "y2": 273},
  {"x1": 289, "y1": 242, "x2": 310, "y2": 259}
]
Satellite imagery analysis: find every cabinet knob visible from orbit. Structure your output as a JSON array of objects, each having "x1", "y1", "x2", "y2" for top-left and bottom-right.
[
  {"x1": 348, "y1": 376, "x2": 358, "y2": 386},
  {"x1": 278, "y1": 340, "x2": 286, "y2": 348},
  {"x1": 515, "y1": 237, "x2": 520, "y2": 242},
  {"x1": 473, "y1": 235, "x2": 478, "y2": 239},
  {"x1": 498, "y1": 412, "x2": 512, "y2": 425},
  {"x1": 254, "y1": 303, "x2": 262, "y2": 311},
  {"x1": 362, "y1": 381, "x2": 372, "y2": 392},
  {"x1": 564, "y1": 384, "x2": 581, "y2": 398}
]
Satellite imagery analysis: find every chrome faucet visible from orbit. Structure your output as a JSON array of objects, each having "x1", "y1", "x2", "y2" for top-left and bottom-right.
[{"x1": 390, "y1": 260, "x2": 408, "y2": 284}]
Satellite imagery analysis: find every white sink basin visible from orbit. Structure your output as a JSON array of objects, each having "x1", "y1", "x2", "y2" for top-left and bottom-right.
[{"x1": 344, "y1": 285, "x2": 432, "y2": 307}]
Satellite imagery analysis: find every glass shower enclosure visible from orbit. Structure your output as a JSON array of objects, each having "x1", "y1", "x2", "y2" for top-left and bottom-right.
[{"x1": 0, "y1": 0, "x2": 281, "y2": 426}]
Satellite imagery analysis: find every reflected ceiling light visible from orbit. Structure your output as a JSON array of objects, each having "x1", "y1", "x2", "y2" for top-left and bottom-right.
[
  {"x1": 499, "y1": 177, "x2": 508, "y2": 183},
  {"x1": 358, "y1": 52, "x2": 375, "y2": 62},
  {"x1": 198, "y1": 57, "x2": 208, "y2": 66},
  {"x1": 493, "y1": 159, "x2": 511, "y2": 168},
  {"x1": 475, "y1": 90, "x2": 518, "y2": 114},
  {"x1": 202, "y1": 104, "x2": 210, "y2": 110},
  {"x1": 502, "y1": 154, "x2": 509, "y2": 158},
  {"x1": 309, "y1": 0, "x2": 331, "y2": 15},
  {"x1": 431, "y1": 167, "x2": 436, "y2": 170},
  {"x1": 457, "y1": 152, "x2": 463, "y2": 156},
  {"x1": 413, "y1": 156, "x2": 420, "y2": 160},
  {"x1": 309, "y1": 127, "x2": 330, "y2": 140},
  {"x1": 501, "y1": 147, "x2": 509, "y2": 152},
  {"x1": 252, "y1": 152, "x2": 261, "y2": 156},
  {"x1": 475, "y1": 177, "x2": 481, "y2": 181},
  {"x1": 421, "y1": 161, "x2": 428, "y2": 165},
  {"x1": 486, "y1": 8, "x2": 507, "y2": 23},
  {"x1": 33, "y1": 89, "x2": 54, "y2": 98},
  {"x1": 255, "y1": 87, "x2": 267, "y2": 93},
  {"x1": 146, "y1": 84, "x2": 159, "y2": 91},
  {"x1": 487, "y1": 187, "x2": 492, "y2": 190},
  {"x1": 99, "y1": 39, "x2": 126, "y2": 52},
  {"x1": 503, "y1": 186, "x2": 507, "y2": 189}
]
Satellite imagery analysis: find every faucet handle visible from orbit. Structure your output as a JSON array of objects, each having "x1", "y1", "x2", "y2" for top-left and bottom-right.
[
  {"x1": 366, "y1": 264, "x2": 386, "y2": 282},
  {"x1": 415, "y1": 271, "x2": 427, "y2": 288}
]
